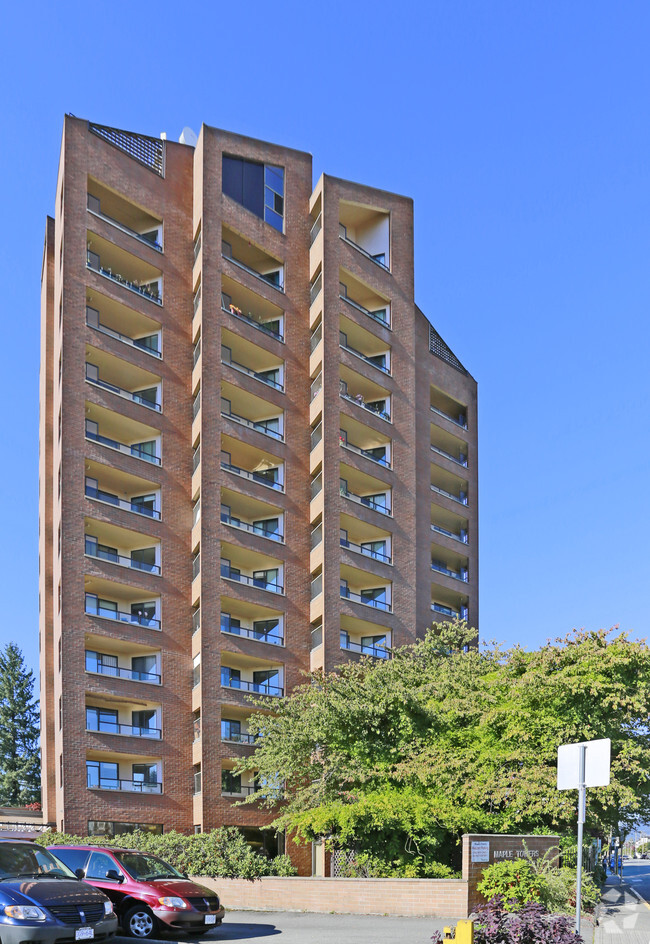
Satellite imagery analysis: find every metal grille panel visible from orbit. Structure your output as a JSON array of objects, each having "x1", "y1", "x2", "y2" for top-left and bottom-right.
[
  {"x1": 89, "y1": 123, "x2": 165, "y2": 177},
  {"x1": 429, "y1": 324, "x2": 469, "y2": 375}
]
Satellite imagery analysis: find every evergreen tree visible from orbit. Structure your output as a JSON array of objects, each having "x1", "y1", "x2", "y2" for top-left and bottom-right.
[{"x1": 0, "y1": 643, "x2": 41, "y2": 806}]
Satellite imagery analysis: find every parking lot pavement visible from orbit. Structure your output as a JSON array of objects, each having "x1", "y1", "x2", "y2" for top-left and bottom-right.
[{"x1": 114, "y1": 910, "x2": 456, "y2": 944}]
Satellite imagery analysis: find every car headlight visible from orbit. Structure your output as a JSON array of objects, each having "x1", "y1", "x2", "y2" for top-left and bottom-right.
[
  {"x1": 5, "y1": 905, "x2": 47, "y2": 921},
  {"x1": 158, "y1": 897, "x2": 189, "y2": 909},
  {"x1": 103, "y1": 901, "x2": 113, "y2": 915}
]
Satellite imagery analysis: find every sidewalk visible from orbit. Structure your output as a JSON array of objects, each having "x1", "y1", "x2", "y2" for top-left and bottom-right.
[{"x1": 594, "y1": 872, "x2": 650, "y2": 943}]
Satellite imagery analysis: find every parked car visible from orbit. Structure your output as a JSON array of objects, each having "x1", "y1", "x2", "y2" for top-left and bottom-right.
[
  {"x1": 0, "y1": 839, "x2": 117, "y2": 944},
  {"x1": 48, "y1": 846, "x2": 224, "y2": 938}
]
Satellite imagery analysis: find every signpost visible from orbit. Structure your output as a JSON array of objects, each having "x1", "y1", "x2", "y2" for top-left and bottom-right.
[{"x1": 557, "y1": 738, "x2": 611, "y2": 936}]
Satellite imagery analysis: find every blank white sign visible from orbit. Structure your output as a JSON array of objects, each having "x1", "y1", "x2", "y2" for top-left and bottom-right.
[{"x1": 557, "y1": 738, "x2": 611, "y2": 790}]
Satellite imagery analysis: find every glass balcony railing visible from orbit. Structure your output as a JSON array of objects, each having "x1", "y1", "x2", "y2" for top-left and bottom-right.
[
  {"x1": 222, "y1": 302, "x2": 284, "y2": 342},
  {"x1": 339, "y1": 289, "x2": 390, "y2": 327},
  {"x1": 340, "y1": 587, "x2": 392, "y2": 612},
  {"x1": 431, "y1": 484, "x2": 468, "y2": 506},
  {"x1": 310, "y1": 214, "x2": 322, "y2": 246},
  {"x1": 340, "y1": 388, "x2": 391, "y2": 421},
  {"x1": 339, "y1": 437, "x2": 390, "y2": 468},
  {"x1": 85, "y1": 539, "x2": 160, "y2": 575},
  {"x1": 86, "y1": 309, "x2": 161, "y2": 358},
  {"x1": 221, "y1": 677, "x2": 283, "y2": 697},
  {"x1": 431, "y1": 444, "x2": 467, "y2": 468},
  {"x1": 84, "y1": 483, "x2": 161, "y2": 519},
  {"x1": 310, "y1": 273, "x2": 322, "y2": 305},
  {"x1": 340, "y1": 537, "x2": 391, "y2": 564},
  {"x1": 87, "y1": 193, "x2": 162, "y2": 251},
  {"x1": 222, "y1": 353, "x2": 283, "y2": 391},
  {"x1": 340, "y1": 485, "x2": 391, "y2": 516},
  {"x1": 220, "y1": 563, "x2": 283, "y2": 595},
  {"x1": 85, "y1": 426, "x2": 161, "y2": 465},
  {"x1": 431, "y1": 523, "x2": 468, "y2": 544},
  {"x1": 221, "y1": 408, "x2": 283, "y2": 441},
  {"x1": 221, "y1": 512, "x2": 283, "y2": 543},
  {"x1": 340, "y1": 338, "x2": 390, "y2": 375},
  {"x1": 431, "y1": 561, "x2": 468, "y2": 583},
  {"x1": 86, "y1": 365, "x2": 160, "y2": 412},
  {"x1": 85, "y1": 598, "x2": 161, "y2": 630},
  {"x1": 87, "y1": 251, "x2": 162, "y2": 305},
  {"x1": 340, "y1": 636, "x2": 391, "y2": 659},
  {"x1": 87, "y1": 776, "x2": 162, "y2": 794},
  {"x1": 85, "y1": 656, "x2": 160, "y2": 684},
  {"x1": 431, "y1": 405, "x2": 468, "y2": 430},
  {"x1": 220, "y1": 458, "x2": 283, "y2": 492},
  {"x1": 86, "y1": 719, "x2": 161, "y2": 739}
]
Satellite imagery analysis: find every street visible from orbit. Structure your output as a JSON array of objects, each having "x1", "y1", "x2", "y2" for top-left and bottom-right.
[{"x1": 595, "y1": 858, "x2": 650, "y2": 943}]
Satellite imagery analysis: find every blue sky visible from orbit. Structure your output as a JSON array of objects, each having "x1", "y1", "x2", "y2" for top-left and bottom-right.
[{"x1": 1, "y1": 0, "x2": 649, "y2": 679}]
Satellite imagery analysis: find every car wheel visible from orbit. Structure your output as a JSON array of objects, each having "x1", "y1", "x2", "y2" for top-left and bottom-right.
[{"x1": 123, "y1": 905, "x2": 159, "y2": 939}]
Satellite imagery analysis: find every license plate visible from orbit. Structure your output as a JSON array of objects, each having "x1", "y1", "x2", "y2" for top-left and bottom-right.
[
  {"x1": 76, "y1": 929, "x2": 94, "y2": 941},
  {"x1": 205, "y1": 915, "x2": 217, "y2": 925}
]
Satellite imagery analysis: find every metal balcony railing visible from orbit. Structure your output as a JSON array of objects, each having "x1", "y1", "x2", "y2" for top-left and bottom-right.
[
  {"x1": 221, "y1": 621, "x2": 284, "y2": 646},
  {"x1": 192, "y1": 445, "x2": 200, "y2": 472},
  {"x1": 221, "y1": 678, "x2": 283, "y2": 697},
  {"x1": 85, "y1": 657, "x2": 160, "y2": 684},
  {"x1": 222, "y1": 352, "x2": 283, "y2": 391},
  {"x1": 340, "y1": 485, "x2": 391, "y2": 516},
  {"x1": 85, "y1": 539, "x2": 160, "y2": 575},
  {"x1": 221, "y1": 512, "x2": 283, "y2": 543},
  {"x1": 431, "y1": 561, "x2": 468, "y2": 582},
  {"x1": 339, "y1": 289, "x2": 390, "y2": 327},
  {"x1": 431, "y1": 484, "x2": 468, "y2": 506},
  {"x1": 222, "y1": 302, "x2": 284, "y2": 342},
  {"x1": 340, "y1": 587, "x2": 392, "y2": 612},
  {"x1": 339, "y1": 224, "x2": 389, "y2": 271},
  {"x1": 86, "y1": 308, "x2": 161, "y2": 358},
  {"x1": 310, "y1": 323, "x2": 322, "y2": 352},
  {"x1": 86, "y1": 251, "x2": 162, "y2": 305},
  {"x1": 85, "y1": 599, "x2": 161, "y2": 630},
  {"x1": 222, "y1": 248, "x2": 284, "y2": 292},
  {"x1": 87, "y1": 776, "x2": 162, "y2": 793},
  {"x1": 221, "y1": 409, "x2": 283, "y2": 441},
  {"x1": 220, "y1": 564, "x2": 283, "y2": 594},
  {"x1": 309, "y1": 272, "x2": 322, "y2": 305},
  {"x1": 85, "y1": 483, "x2": 160, "y2": 519},
  {"x1": 340, "y1": 537, "x2": 391, "y2": 564},
  {"x1": 222, "y1": 731, "x2": 256, "y2": 745},
  {"x1": 431, "y1": 602, "x2": 469, "y2": 620},
  {"x1": 85, "y1": 427, "x2": 161, "y2": 465},
  {"x1": 431, "y1": 444, "x2": 467, "y2": 467},
  {"x1": 430, "y1": 405, "x2": 468, "y2": 430},
  {"x1": 87, "y1": 194, "x2": 162, "y2": 251},
  {"x1": 86, "y1": 368, "x2": 160, "y2": 411},
  {"x1": 339, "y1": 437, "x2": 390, "y2": 468},
  {"x1": 309, "y1": 213, "x2": 322, "y2": 246},
  {"x1": 220, "y1": 457, "x2": 283, "y2": 491},
  {"x1": 222, "y1": 784, "x2": 258, "y2": 796},
  {"x1": 340, "y1": 337, "x2": 390, "y2": 375},
  {"x1": 340, "y1": 389, "x2": 391, "y2": 422},
  {"x1": 431, "y1": 523, "x2": 468, "y2": 544},
  {"x1": 340, "y1": 637, "x2": 391, "y2": 659},
  {"x1": 87, "y1": 719, "x2": 161, "y2": 739}
]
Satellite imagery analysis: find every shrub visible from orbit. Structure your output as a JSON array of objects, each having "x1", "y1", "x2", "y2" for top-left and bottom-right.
[
  {"x1": 477, "y1": 860, "x2": 543, "y2": 909},
  {"x1": 39, "y1": 828, "x2": 297, "y2": 879},
  {"x1": 431, "y1": 897, "x2": 584, "y2": 944},
  {"x1": 339, "y1": 851, "x2": 458, "y2": 878}
]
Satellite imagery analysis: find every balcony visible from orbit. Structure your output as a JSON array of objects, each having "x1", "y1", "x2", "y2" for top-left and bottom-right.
[
  {"x1": 222, "y1": 228, "x2": 284, "y2": 292},
  {"x1": 340, "y1": 564, "x2": 392, "y2": 613},
  {"x1": 221, "y1": 276, "x2": 284, "y2": 341},
  {"x1": 221, "y1": 436, "x2": 284, "y2": 492},
  {"x1": 339, "y1": 202, "x2": 389, "y2": 271},
  {"x1": 86, "y1": 755, "x2": 162, "y2": 794},
  {"x1": 221, "y1": 604, "x2": 284, "y2": 646},
  {"x1": 84, "y1": 577, "x2": 160, "y2": 630},
  {"x1": 431, "y1": 467, "x2": 468, "y2": 507},
  {"x1": 222, "y1": 329, "x2": 284, "y2": 392},
  {"x1": 86, "y1": 697, "x2": 161, "y2": 739},
  {"x1": 431, "y1": 601, "x2": 469, "y2": 621},
  {"x1": 222, "y1": 727, "x2": 256, "y2": 746},
  {"x1": 86, "y1": 233, "x2": 162, "y2": 305},
  {"x1": 221, "y1": 382, "x2": 283, "y2": 442},
  {"x1": 430, "y1": 425, "x2": 468, "y2": 468},
  {"x1": 221, "y1": 489, "x2": 284, "y2": 544},
  {"x1": 84, "y1": 461, "x2": 161, "y2": 521},
  {"x1": 339, "y1": 415, "x2": 391, "y2": 469},
  {"x1": 340, "y1": 316, "x2": 391, "y2": 376},
  {"x1": 221, "y1": 543, "x2": 284, "y2": 596},
  {"x1": 431, "y1": 558, "x2": 469, "y2": 583},
  {"x1": 339, "y1": 270, "x2": 390, "y2": 328},
  {"x1": 430, "y1": 585, "x2": 469, "y2": 622},
  {"x1": 85, "y1": 403, "x2": 161, "y2": 466},
  {"x1": 221, "y1": 764, "x2": 259, "y2": 797},
  {"x1": 340, "y1": 368, "x2": 391, "y2": 423},
  {"x1": 431, "y1": 522, "x2": 469, "y2": 545},
  {"x1": 340, "y1": 630, "x2": 391, "y2": 659},
  {"x1": 85, "y1": 638, "x2": 161, "y2": 684},
  {"x1": 340, "y1": 513, "x2": 392, "y2": 565},
  {"x1": 340, "y1": 464, "x2": 391, "y2": 517},
  {"x1": 87, "y1": 181, "x2": 162, "y2": 251},
  {"x1": 430, "y1": 386, "x2": 468, "y2": 430},
  {"x1": 86, "y1": 298, "x2": 161, "y2": 359},
  {"x1": 85, "y1": 347, "x2": 161, "y2": 412},
  {"x1": 84, "y1": 518, "x2": 160, "y2": 576},
  {"x1": 221, "y1": 652, "x2": 284, "y2": 697}
]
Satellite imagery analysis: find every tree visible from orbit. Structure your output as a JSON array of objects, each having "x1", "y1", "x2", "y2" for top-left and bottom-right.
[
  {"x1": 0, "y1": 643, "x2": 41, "y2": 806},
  {"x1": 234, "y1": 623, "x2": 650, "y2": 873}
]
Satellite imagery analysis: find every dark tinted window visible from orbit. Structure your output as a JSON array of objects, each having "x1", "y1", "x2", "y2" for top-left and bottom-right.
[
  {"x1": 49, "y1": 847, "x2": 90, "y2": 873},
  {"x1": 222, "y1": 156, "x2": 283, "y2": 230},
  {"x1": 86, "y1": 851, "x2": 119, "y2": 880}
]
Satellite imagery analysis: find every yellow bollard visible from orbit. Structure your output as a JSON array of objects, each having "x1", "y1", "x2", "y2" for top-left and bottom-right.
[{"x1": 443, "y1": 919, "x2": 474, "y2": 942}]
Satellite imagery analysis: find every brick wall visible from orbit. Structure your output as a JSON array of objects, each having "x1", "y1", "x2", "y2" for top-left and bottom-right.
[{"x1": 462, "y1": 833, "x2": 560, "y2": 913}]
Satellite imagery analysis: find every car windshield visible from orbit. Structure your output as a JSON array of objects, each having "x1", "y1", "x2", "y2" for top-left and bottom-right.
[
  {"x1": 0, "y1": 843, "x2": 77, "y2": 879},
  {"x1": 113, "y1": 852, "x2": 183, "y2": 881}
]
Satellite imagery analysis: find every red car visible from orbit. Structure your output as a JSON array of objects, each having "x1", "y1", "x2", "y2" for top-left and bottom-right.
[{"x1": 48, "y1": 846, "x2": 224, "y2": 939}]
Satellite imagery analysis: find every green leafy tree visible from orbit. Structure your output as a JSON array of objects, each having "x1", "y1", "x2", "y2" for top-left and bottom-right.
[
  {"x1": 0, "y1": 643, "x2": 41, "y2": 806},
  {"x1": 234, "y1": 623, "x2": 650, "y2": 873}
]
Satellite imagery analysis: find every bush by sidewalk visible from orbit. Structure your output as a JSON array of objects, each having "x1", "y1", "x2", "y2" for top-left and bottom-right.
[{"x1": 432, "y1": 897, "x2": 584, "y2": 944}]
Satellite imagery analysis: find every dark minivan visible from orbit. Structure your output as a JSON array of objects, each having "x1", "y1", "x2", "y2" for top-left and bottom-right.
[
  {"x1": 0, "y1": 840, "x2": 117, "y2": 944},
  {"x1": 49, "y1": 847, "x2": 224, "y2": 938}
]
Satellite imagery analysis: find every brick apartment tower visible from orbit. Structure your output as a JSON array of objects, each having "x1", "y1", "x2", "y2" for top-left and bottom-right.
[{"x1": 39, "y1": 117, "x2": 478, "y2": 873}]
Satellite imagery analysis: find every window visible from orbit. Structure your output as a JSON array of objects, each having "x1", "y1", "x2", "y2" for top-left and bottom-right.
[
  {"x1": 85, "y1": 651, "x2": 118, "y2": 675},
  {"x1": 132, "y1": 763, "x2": 158, "y2": 786},
  {"x1": 58, "y1": 696, "x2": 62, "y2": 730},
  {"x1": 221, "y1": 666, "x2": 240, "y2": 688},
  {"x1": 52, "y1": 848, "x2": 88, "y2": 873},
  {"x1": 253, "y1": 619, "x2": 281, "y2": 641},
  {"x1": 222, "y1": 719, "x2": 241, "y2": 741},
  {"x1": 132, "y1": 654, "x2": 157, "y2": 680},
  {"x1": 253, "y1": 669, "x2": 280, "y2": 693},
  {"x1": 87, "y1": 821, "x2": 163, "y2": 838},
  {"x1": 192, "y1": 654, "x2": 201, "y2": 688},
  {"x1": 86, "y1": 851, "x2": 120, "y2": 881},
  {"x1": 193, "y1": 764, "x2": 201, "y2": 795},
  {"x1": 132, "y1": 709, "x2": 156, "y2": 734},
  {"x1": 222, "y1": 770, "x2": 241, "y2": 794},
  {"x1": 86, "y1": 705, "x2": 118, "y2": 733},
  {"x1": 86, "y1": 760, "x2": 118, "y2": 790},
  {"x1": 222, "y1": 156, "x2": 285, "y2": 232}
]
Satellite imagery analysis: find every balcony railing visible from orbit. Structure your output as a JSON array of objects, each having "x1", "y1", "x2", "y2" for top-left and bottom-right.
[
  {"x1": 431, "y1": 444, "x2": 467, "y2": 467},
  {"x1": 340, "y1": 485, "x2": 391, "y2": 516},
  {"x1": 310, "y1": 273, "x2": 322, "y2": 305},
  {"x1": 310, "y1": 214, "x2": 322, "y2": 246},
  {"x1": 192, "y1": 445, "x2": 200, "y2": 473},
  {"x1": 340, "y1": 637, "x2": 391, "y2": 659},
  {"x1": 85, "y1": 539, "x2": 160, "y2": 575},
  {"x1": 85, "y1": 483, "x2": 161, "y2": 519},
  {"x1": 430, "y1": 405, "x2": 468, "y2": 430},
  {"x1": 87, "y1": 776, "x2": 162, "y2": 794},
  {"x1": 340, "y1": 389, "x2": 391, "y2": 422},
  {"x1": 431, "y1": 484, "x2": 468, "y2": 506},
  {"x1": 340, "y1": 338, "x2": 390, "y2": 375},
  {"x1": 222, "y1": 731, "x2": 256, "y2": 745},
  {"x1": 86, "y1": 309, "x2": 161, "y2": 358},
  {"x1": 222, "y1": 303, "x2": 284, "y2": 342},
  {"x1": 87, "y1": 720, "x2": 161, "y2": 739},
  {"x1": 86, "y1": 251, "x2": 162, "y2": 305},
  {"x1": 85, "y1": 599, "x2": 161, "y2": 630},
  {"x1": 220, "y1": 458, "x2": 283, "y2": 491},
  {"x1": 220, "y1": 564, "x2": 283, "y2": 595},
  {"x1": 431, "y1": 523, "x2": 468, "y2": 544},
  {"x1": 310, "y1": 424, "x2": 322, "y2": 451},
  {"x1": 339, "y1": 290, "x2": 390, "y2": 327},
  {"x1": 222, "y1": 248, "x2": 284, "y2": 292},
  {"x1": 431, "y1": 602, "x2": 469, "y2": 620},
  {"x1": 339, "y1": 224, "x2": 389, "y2": 271},
  {"x1": 222, "y1": 785, "x2": 258, "y2": 797},
  {"x1": 340, "y1": 587, "x2": 392, "y2": 612},
  {"x1": 86, "y1": 366, "x2": 160, "y2": 412},
  {"x1": 221, "y1": 623, "x2": 284, "y2": 646},
  {"x1": 221, "y1": 408, "x2": 283, "y2": 441},
  {"x1": 221, "y1": 512, "x2": 283, "y2": 543},
  {"x1": 85, "y1": 427, "x2": 161, "y2": 465},
  {"x1": 340, "y1": 537, "x2": 391, "y2": 564},
  {"x1": 85, "y1": 658, "x2": 160, "y2": 684},
  {"x1": 193, "y1": 231, "x2": 201, "y2": 262},
  {"x1": 339, "y1": 437, "x2": 390, "y2": 468},
  {"x1": 87, "y1": 195, "x2": 162, "y2": 251},
  {"x1": 431, "y1": 561, "x2": 468, "y2": 582},
  {"x1": 222, "y1": 353, "x2": 284, "y2": 391},
  {"x1": 310, "y1": 323, "x2": 322, "y2": 353},
  {"x1": 222, "y1": 678, "x2": 283, "y2": 697}
]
